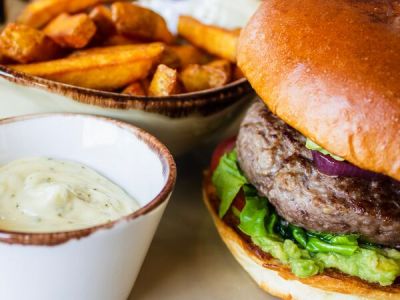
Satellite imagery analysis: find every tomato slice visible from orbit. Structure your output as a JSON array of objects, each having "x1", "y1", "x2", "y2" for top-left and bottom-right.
[
  {"x1": 210, "y1": 136, "x2": 236, "y2": 173},
  {"x1": 232, "y1": 189, "x2": 245, "y2": 211}
]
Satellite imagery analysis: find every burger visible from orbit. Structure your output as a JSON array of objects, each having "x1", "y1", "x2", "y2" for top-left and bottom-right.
[{"x1": 202, "y1": 0, "x2": 400, "y2": 299}]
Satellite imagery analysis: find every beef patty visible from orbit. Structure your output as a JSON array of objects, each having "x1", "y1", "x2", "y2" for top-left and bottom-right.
[{"x1": 237, "y1": 101, "x2": 400, "y2": 247}]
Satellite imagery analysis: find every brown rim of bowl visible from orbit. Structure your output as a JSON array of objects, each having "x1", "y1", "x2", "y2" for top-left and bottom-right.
[
  {"x1": 0, "y1": 66, "x2": 254, "y2": 118},
  {"x1": 0, "y1": 113, "x2": 177, "y2": 246}
]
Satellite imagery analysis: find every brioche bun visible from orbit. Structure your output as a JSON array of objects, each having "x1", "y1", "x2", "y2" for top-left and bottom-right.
[
  {"x1": 203, "y1": 171, "x2": 400, "y2": 300},
  {"x1": 237, "y1": 0, "x2": 400, "y2": 181}
]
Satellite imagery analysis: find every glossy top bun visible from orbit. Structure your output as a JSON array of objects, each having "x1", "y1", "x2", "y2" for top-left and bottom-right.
[{"x1": 237, "y1": 0, "x2": 400, "y2": 180}]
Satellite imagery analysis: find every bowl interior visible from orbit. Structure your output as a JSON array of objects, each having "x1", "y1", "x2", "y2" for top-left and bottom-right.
[{"x1": 0, "y1": 114, "x2": 170, "y2": 208}]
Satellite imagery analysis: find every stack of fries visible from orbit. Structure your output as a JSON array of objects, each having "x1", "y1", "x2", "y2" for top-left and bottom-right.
[{"x1": 0, "y1": 0, "x2": 244, "y2": 96}]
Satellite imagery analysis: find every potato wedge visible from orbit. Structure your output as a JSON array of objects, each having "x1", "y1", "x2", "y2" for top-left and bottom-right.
[
  {"x1": 168, "y1": 45, "x2": 210, "y2": 67},
  {"x1": 17, "y1": 0, "x2": 107, "y2": 29},
  {"x1": 89, "y1": 5, "x2": 116, "y2": 40},
  {"x1": 207, "y1": 59, "x2": 232, "y2": 81},
  {"x1": 178, "y1": 16, "x2": 240, "y2": 62},
  {"x1": 44, "y1": 13, "x2": 97, "y2": 48},
  {"x1": 102, "y1": 34, "x2": 142, "y2": 46},
  {"x1": 122, "y1": 81, "x2": 146, "y2": 96},
  {"x1": 148, "y1": 64, "x2": 179, "y2": 96},
  {"x1": 160, "y1": 45, "x2": 210, "y2": 69},
  {"x1": 9, "y1": 43, "x2": 165, "y2": 91},
  {"x1": 180, "y1": 61, "x2": 231, "y2": 92},
  {"x1": 68, "y1": 44, "x2": 150, "y2": 57},
  {"x1": 111, "y1": 2, "x2": 174, "y2": 44},
  {"x1": 0, "y1": 23, "x2": 60, "y2": 63},
  {"x1": 160, "y1": 47, "x2": 181, "y2": 69}
]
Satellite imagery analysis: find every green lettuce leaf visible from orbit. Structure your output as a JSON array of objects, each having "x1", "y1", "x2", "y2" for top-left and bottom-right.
[
  {"x1": 212, "y1": 150, "x2": 247, "y2": 217},
  {"x1": 238, "y1": 185, "x2": 268, "y2": 237}
]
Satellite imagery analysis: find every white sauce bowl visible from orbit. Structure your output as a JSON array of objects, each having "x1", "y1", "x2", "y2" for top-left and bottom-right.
[{"x1": 0, "y1": 114, "x2": 176, "y2": 300}]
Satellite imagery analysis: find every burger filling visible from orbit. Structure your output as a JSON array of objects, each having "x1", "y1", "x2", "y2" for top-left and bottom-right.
[{"x1": 211, "y1": 102, "x2": 400, "y2": 286}]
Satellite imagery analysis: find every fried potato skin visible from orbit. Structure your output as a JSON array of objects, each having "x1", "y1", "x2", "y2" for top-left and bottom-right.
[
  {"x1": 68, "y1": 44, "x2": 152, "y2": 57},
  {"x1": 160, "y1": 45, "x2": 211, "y2": 69},
  {"x1": 148, "y1": 64, "x2": 180, "y2": 96},
  {"x1": 207, "y1": 59, "x2": 232, "y2": 81},
  {"x1": 17, "y1": 0, "x2": 104, "y2": 29},
  {"x1": 159, "y1": 47, "x2": 181, "y2": 69},
  {"x1": 122, "y1": 81, "x2": 146, "y2": 96},
  {"x1": 180, "y1": 60, "x2": 231, "y2": 92},
  {"x1": 111, "y1": 2, "x2": 174, "y2": 44},
  {"x1": 10, "y1": 43, "x2": 165, "y2": 90},
  {"x1": 0, "y1": 23, "x2": 60, "y2": 64},
  {"x1": 102, "y1": 34, "x2": 142, "y2": 46},
  {"x1": 178, "y1": 16, "x2": 239, "y2": 62},
  {"x1": 44, "y1": 13, "x2": 97, "y2": 48},
  {"x1": 169, "y1": 44, "x2": 210, "y2": 67},
  {"x1": 89, "y1": 5, "x2": 116, "y2": 40}
]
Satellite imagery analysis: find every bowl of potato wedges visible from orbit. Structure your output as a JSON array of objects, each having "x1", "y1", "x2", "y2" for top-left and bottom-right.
[{"x1": 0, "y1": 0, "x2": 255, "y2": 155}]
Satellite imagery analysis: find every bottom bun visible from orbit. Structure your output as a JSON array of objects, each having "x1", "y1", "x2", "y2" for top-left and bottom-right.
[{"x1": 202, "y1": 170, "x2": 400, "y2": 300}]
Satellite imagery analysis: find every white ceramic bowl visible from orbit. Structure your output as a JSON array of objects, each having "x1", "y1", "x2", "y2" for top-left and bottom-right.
[
  {"x1": 0, "y1": 67, "x2": 253, "y2": 156},
  {"x1": 0, "y1": 114, "x2": 176, "y2": 300},
  {"x1": 0, "y1": 0, "x2": 258, "y2": 156}
]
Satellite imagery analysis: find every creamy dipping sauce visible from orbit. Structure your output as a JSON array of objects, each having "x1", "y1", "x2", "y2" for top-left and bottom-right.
[{"x1": 0, "y1": 158, "x2": 139, "y2": 233}]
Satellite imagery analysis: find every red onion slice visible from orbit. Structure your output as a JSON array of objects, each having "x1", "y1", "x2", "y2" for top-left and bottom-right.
[{"x1": 312, "y1": 151, "x2": 388, "y2": 181}]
